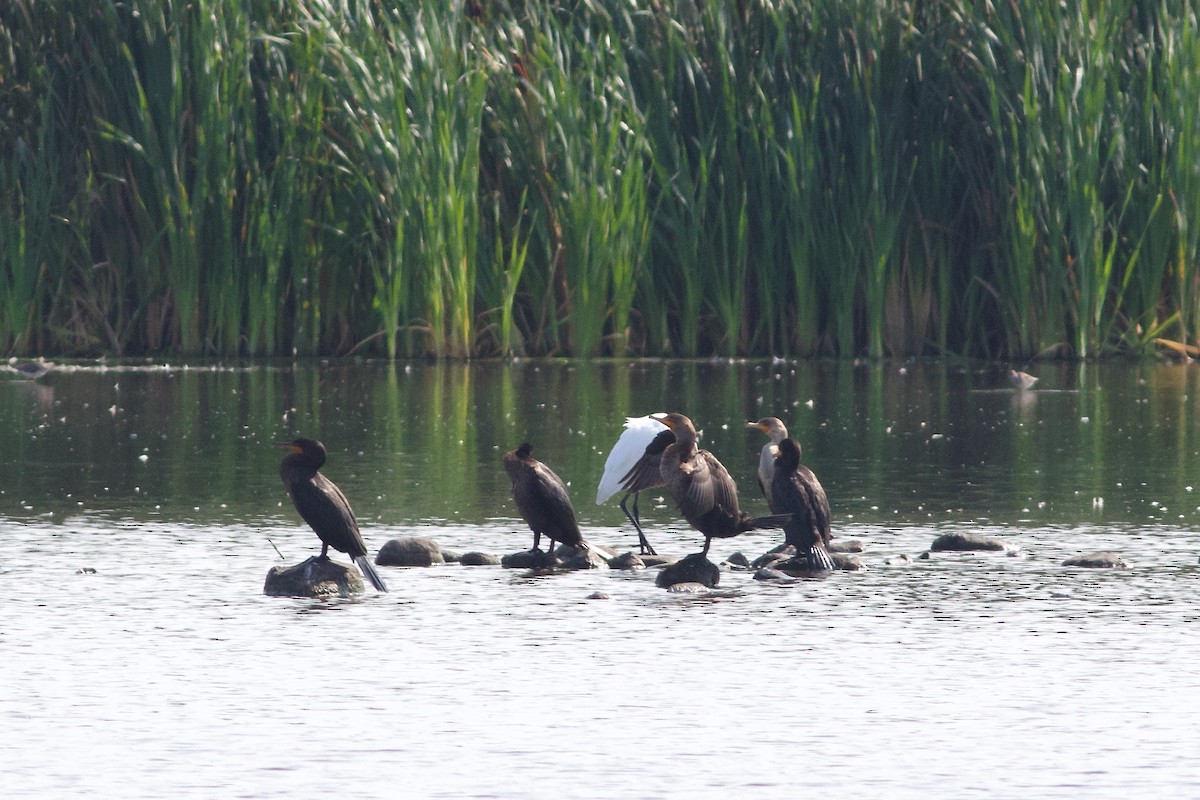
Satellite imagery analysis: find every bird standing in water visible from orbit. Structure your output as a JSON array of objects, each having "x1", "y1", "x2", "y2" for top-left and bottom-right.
[
  {"x1": 504, "y1": 442, "x2": 587, "y2": 556},
  {"x1": 770, "y1": 437, "x2": 835, "y2": 572},
  {"x1": 747, "y1": 417, "x2": 789, "y2": 510},
  {"x1": 653, "y1": 413, "x2": 791, "y2": 558},
  {"x1": 276, "y1": 438, "x2": 389, "y2": 592},
  {"x1": 596, "y1": 415, "x2": 673, "y2": 555}
]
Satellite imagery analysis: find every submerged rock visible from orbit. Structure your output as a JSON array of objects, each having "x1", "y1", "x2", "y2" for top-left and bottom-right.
[
  {"x1": 376, "y1": 536, "x2": 445, "y2": 567},
  {"x1": 501, "y1": 548, "x2": 556, "y2": 569},
  {"x1": 1062, "y1": 551, "x2": 1128, "y2": 569},
  {"x1": 723, "y1": 552, "x2": 751, "y2": 569},
  {"x1": 608, "y1": 552, "x2": 646, "y2": 570},
  {"x1": 557, "y1": 545, "x2": 610, "y2": 570},
  {"x1": 828, "y1": 539, "x2": 865, "y2": 554},
  {"x1": 831, "y1": 552, "x2": 867, "y2": 571},
  {"x1": 639, "y1": 554, "x2": 679, "y2": 568},
  {"x1": 752, "y1": 545, "x2": 792, "y2": 569},
  {"x1": 264, "y1": 556, "x2": 364, "y2": 598},
  {"x1": 930, "y1": 532, "x2": 1010, "y2": 552},
  {"x1": 753, "y1": 566, "x2": 797, "y2": 582},
  {"x1": 656, "y1": 553, "x2": 720, "y2": 589},
  {"x1": 460, "y1": 551, "x2": 502, "y2": 566},
  {"x1": 773, "y1": 555, "x2": 838, "y2": 577}
]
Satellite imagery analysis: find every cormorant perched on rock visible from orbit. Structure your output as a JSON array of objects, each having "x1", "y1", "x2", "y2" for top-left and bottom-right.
[
  {"x1": 596, "y1": 415, "x2": 673, "y2": 555},
  {"x1": 770, "y1": 437, "x2": 835, "y2": 572},
  {"x1": 747, "y1": 416, "x2": 789, "y2": 509},
  {"x1": 276, "y1": 438, "x2": 388, "y2": 592},
  {"x1": 503, "y1": 442, "x2": 587, "y2": 555},
  {"x1": 653, "y1": 413, "x2": 791, "y2": 557}
]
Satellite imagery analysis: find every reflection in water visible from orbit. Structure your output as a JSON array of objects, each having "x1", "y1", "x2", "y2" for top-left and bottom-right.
[
  {"x1": 2, "y1": 360, "x2": 1200, "y2": 797},
  {"x1": 4, "y1": 358, "x2": 1200, "y2": 531}
]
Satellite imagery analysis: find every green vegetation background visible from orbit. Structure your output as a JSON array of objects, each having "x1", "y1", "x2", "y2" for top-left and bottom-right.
[{"x1": 2, "y1": 0, "x2": 1198, "y2": 359}]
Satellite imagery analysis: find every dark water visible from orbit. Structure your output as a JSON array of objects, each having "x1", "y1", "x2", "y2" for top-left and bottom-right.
[{"x1": 2, "y1": 358, "x2": 1199, "y2": 798}]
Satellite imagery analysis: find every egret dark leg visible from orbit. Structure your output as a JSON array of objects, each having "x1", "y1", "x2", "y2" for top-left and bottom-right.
[
  {"x1": 320, "y1": 543, "x2": 329, "y2": 559},
  {"x1": 620, "y1": 491, "x2": 657, "y2": 556}
]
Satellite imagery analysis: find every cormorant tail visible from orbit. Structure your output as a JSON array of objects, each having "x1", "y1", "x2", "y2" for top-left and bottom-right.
[
  {"x1": 808, "y1": 545, "x2": 836, "y2": 573},
  {"x1": 357, "y1": 556, "x2": 389, "y2": 593}
]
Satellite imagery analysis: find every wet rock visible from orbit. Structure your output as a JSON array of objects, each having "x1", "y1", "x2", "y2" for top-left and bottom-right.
[
  {"x1": 639, "y1": 554, "x2": 680, "y2": 568},
  {"x1": 576, "y1": 543, "x2": 617, "y2": 559},
  {"x1": 76, "y1": 567, "x2": 97, "y2": 574},
  {"x1": 557, "y1": 545, "x2": 610, "y2": 570},
  {"x1": 917, "y1": 551, "x2": 931, "y2": 560},
  {"x1": 773, "y1": 556, "x2": 837, "y2": 577},
  {"x1": 752, "y1": 545, "x2": 792, "y2": 569},
  {"x1": 723, "y1": 552, "x2": 751, "y2": 569},
  {"x1": 1062, "y1": 551, "x2": 1128, "y2": 569},
  {"x1": 440, "y1": 549, "x2": 463, "y2": 564},
  {"x1": 831, "y1": 553, "x2": 867, "y2": 571},
  {"x1": 753, "y1": 567, "x2": 797, "y2": 582},
  {"x1": 501, "y1": 549, "x2": 556, "y2": 569},
  {"x1": 264, "y1": 556, "x2": 364, "y2": 598},
  {"x1": 376, "y1": 536, "x2": 445, "y2": 567},
  {"x1": 608, "y1": 552, "x2": 646, "y2": 570},
  {"x1": 586, "y1": 591, "x2": 611, "y2": 600},
  {"x1": 460, "y1": 551, "x2": 502, "y2": 566},
  {"x1": 656, "y1": 553, "x2": 720, "y2": 589},
  {"x1": 828, "y1": 539, "x2": 865, "y2": 554},
  {"x1": 884, "y1": 554, "x2": 911, "y2": 565},
  {"x1": 930, "y1": 532, "x2": 1009, "y2": 552}
]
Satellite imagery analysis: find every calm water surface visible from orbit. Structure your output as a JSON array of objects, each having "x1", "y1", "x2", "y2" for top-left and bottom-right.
[{"x1": 2, "y1": 359, "x2": 1198, "y2": 798}]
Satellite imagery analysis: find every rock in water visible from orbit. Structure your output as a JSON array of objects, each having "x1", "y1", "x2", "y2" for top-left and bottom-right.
[
  {"x1": 1062, "y1": 551, "x2": 1128, "y2": 568},
  {"x1": 376, "y1": 536, "x2": 445, "y2": 567},
  {"x1": 608, "y1": 552, "x2": 646, "y2": 570},
  {"x1": 264, "y1": 556, "x2": 364, "y2": 598},
  {"x1": 930, "y1": 532, "x2": 1009, "y2": 552},
  {"x1": 501, "y1": 549, "x2": 556, "y2": 569},
  {"x1": 655, "y1": 553, "x2": 721, "y2": 589},
  {"x1": 557, "y1": 545, "x2": 611, "y2": 570},
  {"x1": 460, "y1": 551, "x2": 502, "y2": 566}
]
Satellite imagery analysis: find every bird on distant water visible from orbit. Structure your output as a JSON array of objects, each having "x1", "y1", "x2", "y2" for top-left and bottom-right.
[
  {"x1": 504, "y1": 442, "x2": 587, "y2": 556},
  {"x1": 276, "y1": 438, "x2": 388, "y2": 592},
  {"x1": 1009, "y1": 369, "x2": 1038, "y2": 391},
  {"x1": 653, "y1": 412, "x2": 792, "y2": 558},
  {"x1": 596, "y1": 415, "x2": 673, "y2": 555},
  {"x1": 771, "y1": 437, "x2": 835, "y2": 572},
  {"x1": 8, "y1": 358, "x2": 53, "y2": 380},
  {"x1": 747, "y1": 416, "x2": 789, "y2": 510}
]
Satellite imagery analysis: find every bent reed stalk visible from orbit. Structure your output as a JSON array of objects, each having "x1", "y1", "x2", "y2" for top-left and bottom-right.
[{"x1": 2, "y1": 0, "x2": 1199, "y2": 360}]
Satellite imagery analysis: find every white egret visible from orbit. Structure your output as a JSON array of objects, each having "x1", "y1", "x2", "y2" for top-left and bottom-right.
[{"x1": 596, "y1": 414, "x2": 671, "y2": 555}]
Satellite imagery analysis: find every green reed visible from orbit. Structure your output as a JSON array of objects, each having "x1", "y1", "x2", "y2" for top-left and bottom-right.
[{"x1": 3, "y1": 0, "x2": 1200, "y2": 359}]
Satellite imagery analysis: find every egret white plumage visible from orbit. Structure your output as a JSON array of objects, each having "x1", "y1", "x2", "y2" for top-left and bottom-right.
[
  {"x1": 747, "y1": 417, "x2": 789, "y2": 510},
  {"x1": 596, "y1": 414, "x2": 671, "y2": 555}
]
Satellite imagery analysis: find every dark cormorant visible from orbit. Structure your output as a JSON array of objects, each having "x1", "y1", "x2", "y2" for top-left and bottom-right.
[
  {"x1": 653, "y1": 413, "x2": 791, "y2": 557},
  {"x1": 504, "y1": 442, "x2": 587, "y2": 556},
  {"x1": 276, "y1": 438, "x2": 388, "y2": 592},
  {"x1": 596, "y1": 415, "x2": 673, "y2": 555},
  {"x1": 771, "y1": 437, "x2": 835, "y2": 572},
  {"x1": 747, "y1": 417, "x2": 789, "y2": 510}
]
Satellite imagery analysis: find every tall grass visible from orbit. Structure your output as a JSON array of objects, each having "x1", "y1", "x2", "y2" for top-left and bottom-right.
[{"x1": 3, "y1": 0, "x2": 1200, "y2": 359}]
